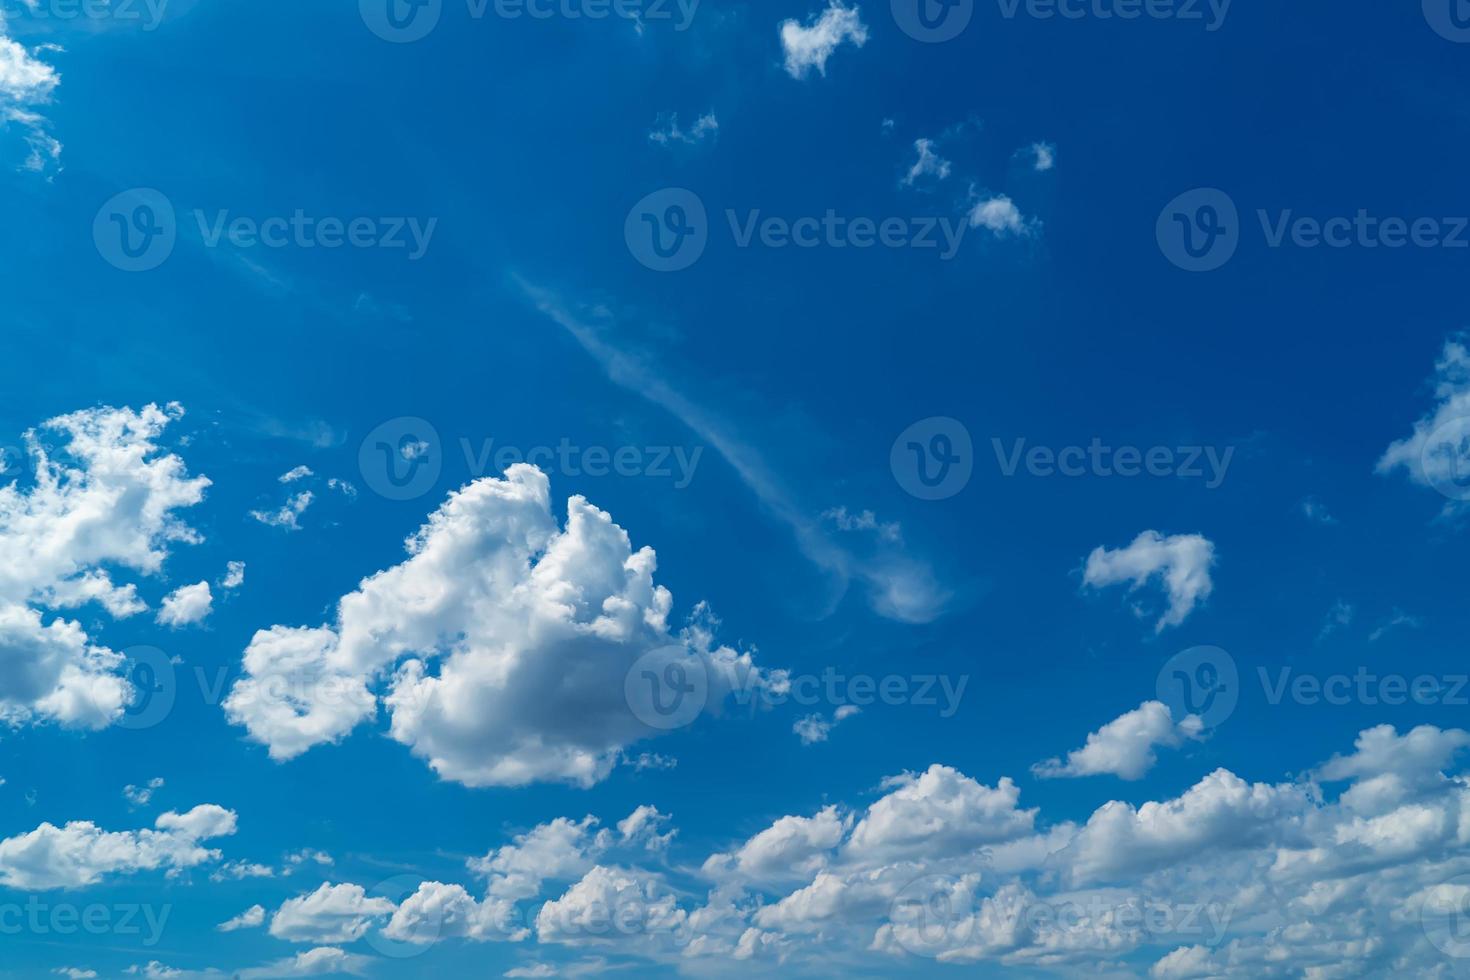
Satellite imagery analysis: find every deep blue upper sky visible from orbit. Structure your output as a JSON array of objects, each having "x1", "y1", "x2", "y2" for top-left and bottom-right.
[{"x1": 1, "y1": 1, "x2": 1470, "y2": 978}]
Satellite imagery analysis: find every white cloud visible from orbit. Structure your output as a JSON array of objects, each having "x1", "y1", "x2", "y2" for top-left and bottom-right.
[
  {"x1": 0, "y1": 805, "x2": 236, "y2": 889},
  {"x1": 201, "y1": 725, "x2": 1470, "y2": 976},
  {"x1": 279, "y1": 465, "x2": 314, "y2": 483},
  {"x1": 249, "y1": 490, "x2": 313, "y2": 531},
  {"x1": 1060, "y1": 768, "x2": 1310, "y2": 885},
  {"x1": 269, "y1": 883, "x2": 395, "y2": 944},
  {"x1": 967, "y1": 194, "x2": 1033, "y2": 236},
  {"x1": 793, "y1": 704, "x2": 860, "y2": 744},
  {"x1": 902, "y1": 138, "x2": 951, "y2": 187},
  {"x1": 0, "y1": 34, "x2": 62, "y2": 173},
  {"x1": 845, "y1": 765, "x2": 1036, "y2": 866},
  {"x1": 1082, "y1": 530, "x2": 1216, "y2": 631},
  {"x1": 536, "y1": 866, "x2": 687, "y2": 947},
  {"x1": 123, "y1": 777, "x2": 164, "y2": 808},
  {"x1": 156, "y1": 581, "x2": 212, "y2": 627},
  {"x1": 382, "y1": 881, "x2": 522, "y2": 944},
  {"x1": 1032, "y1": 701, "x2": 1203, "y2": 781},
  {"x1": 52, "y1": 970, "x2": 96, "y2": 979},
  {"x1": 1377, "y1": 335, "x2": 1470, "y2": 510},
  {"x1": 1026, "y1": 141, "x2": 1056, "y2": 171},
  {"x1": 224, "y1": 465, "x2": 776, "y2": 787},
  {"x1": 218, "y1": 904, "x2": 265, "y2": 932},
  {"x1": 221, "y1": 560, "x2": 246, "y2": 589},
  {"x1": 779, "y1": 2, "x2": 867, "y2": 79},
  {"x1": 703, "y1": 805, "x2": 847, "y2": 884},
  {"x1": 0, "y1": 403, "x2": 208, "y2": 729},
  {"x1": 470, "y1": 815, "x2": 607, "y2": 900},
  {"x1": 618, "y1": 805, "x2": 676, "y2": 851},
  {"x1": 648, "y1": 112, "x2": 718, "y2": 146}
]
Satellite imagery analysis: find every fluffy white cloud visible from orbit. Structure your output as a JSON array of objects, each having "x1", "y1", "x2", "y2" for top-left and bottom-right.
[
  {"x1": 536, "y1": 866, "x2": 688, "y2": 947},
  {"x1": 779, "y1": 2, "x2": 867, "y2": 79},
  {"x1": 470, "y1": 815, "x2": 607, "y2": 901},
  {"x1": 703, "y1": 805, "x2": 847, "y2": 884},
  {"x1": 968, "y1": 194, "x2": 1032, "y2": 236},
  {"x1": 1082, "y1": 530, "x2": 1216, "y2": 630},
  {"x1": 221, "y1": 560, "x2": 246, "y2": 589},
  {"x1": 217, "y1": 724, "x2": 1470, "y2": 976},
  {"x1": 156, "y1": 581, "x2": 212, "y2": 627},
  {"x1": 269, "y1": 883, "x2": 395, "y2": 944},
  {"x1": 1060, "y1": 768, "x2": 1310, "y2": 885},
  {"x1": 845, "y1": 765, "x2": 1036, "y2": 865},
  {"x1": 0, "y1": 404, "x2": 208, "y2": 728},
  {"x1": 0, "y1": 805, "x2": 236, "y2": 889},
  {"x1": 224, "y1": 465, "x2": 775, "y2": 787},
  {"x1": 217, "y1": 904, "x2": 265, "y2": 932},
  {"x1": 1032, "y1": 700, "x2": 1204, "y2": 780},
  {"x1": 383, "y1": 881, "x2": 523, "y2": 944},
  {"x1": 1378, "y1": 334, "x2": 1470, "y2": 511}
]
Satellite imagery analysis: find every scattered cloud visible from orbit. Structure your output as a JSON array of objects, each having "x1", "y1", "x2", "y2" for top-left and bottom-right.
[
  {"x1": 648, "y1": 112, "x2": 718, "y2": 146},
  {"x1": 1032, "y1": 701, "x2": 1203, "y2": 780},
  {"x1": 1082, "y1": 530, "x2": 1216, "y2": 631},
  {"x1": 779, "y1": 2, "x2": 867, "y2": 79},
  {"x1": 156, "y1": 581, "x2": 212, "y2": 627}
]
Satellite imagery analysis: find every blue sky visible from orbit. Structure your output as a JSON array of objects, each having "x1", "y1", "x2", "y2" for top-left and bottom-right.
[{"x1": 2, "y1": 0, "x2": 1470, "y2": 978}]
